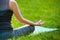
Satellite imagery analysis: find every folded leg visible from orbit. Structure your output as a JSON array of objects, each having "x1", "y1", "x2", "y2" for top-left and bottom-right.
[
  {"x1": 13, "y1": 25, "x2": 35, "y2": 37},
  {"x1": 0, "y1": 25, "x2": 35, "y2": 40}
]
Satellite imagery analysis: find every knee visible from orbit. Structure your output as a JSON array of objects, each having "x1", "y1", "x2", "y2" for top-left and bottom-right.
[{"x1": 28, "y1": 26, "x2": 35, "y2": 33}]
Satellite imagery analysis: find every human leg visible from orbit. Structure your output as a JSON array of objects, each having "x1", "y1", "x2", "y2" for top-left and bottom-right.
[
  {"x1": 0, "y1": 25, "x2": 35, "y2": 40},
  {"x1": 13, "y1": 25, "x2": 35, "y2": 37},
  {"x1": 0, "y1": 30, "x2": 13, "y2": 40}
]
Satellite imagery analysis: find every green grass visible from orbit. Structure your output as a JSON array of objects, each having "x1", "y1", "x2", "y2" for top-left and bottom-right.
[{"x1": 11, "y1": 0, "x2": 60, "y2": 40}]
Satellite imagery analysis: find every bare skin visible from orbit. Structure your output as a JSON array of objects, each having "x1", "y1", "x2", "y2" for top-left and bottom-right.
[{"x1": 9, "y1": 0, "x2": 44, "y2": 26}]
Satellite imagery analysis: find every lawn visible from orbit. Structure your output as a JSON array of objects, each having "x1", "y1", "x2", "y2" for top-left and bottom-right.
[{"x1": 11, "y1": 0, "x2": 60, "y2": 40}]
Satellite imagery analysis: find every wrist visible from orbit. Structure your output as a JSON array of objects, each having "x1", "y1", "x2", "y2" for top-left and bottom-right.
[
  {"x1": 30, "y1": 23, "x2": 38, "y2": 26},
  {"x1": 34, "y1": 23, "x2": 38, "y2": 26},
  {"x1": 30, "y1": 23, "x2": 36, "y2": 26}
]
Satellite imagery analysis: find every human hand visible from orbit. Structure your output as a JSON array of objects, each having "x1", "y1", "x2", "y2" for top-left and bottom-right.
[{"x1": 35, "y1": 20, "x2": 44, "y2": 26}]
